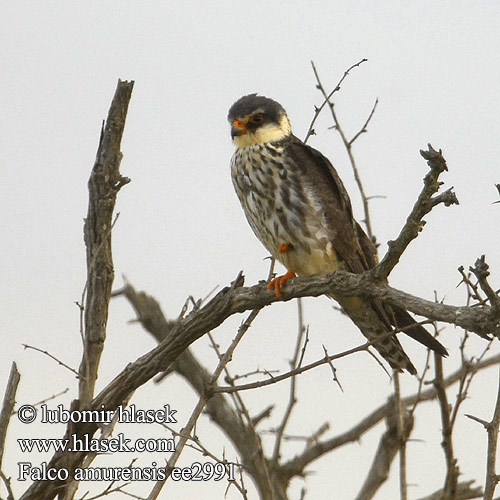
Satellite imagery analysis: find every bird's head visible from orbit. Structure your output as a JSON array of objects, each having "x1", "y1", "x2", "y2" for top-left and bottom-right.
[{"x1": 228, "y1": 94, "x2": 291, "y2": 148}]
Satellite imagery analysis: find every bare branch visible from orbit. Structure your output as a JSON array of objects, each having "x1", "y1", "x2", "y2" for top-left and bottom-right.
[
  {"x1": 0, "y1": 468, "x2": 15, "y2": 500},
  {"x1": 279, "y1": 353, "x2": 500, "y2": 480},
  {"x1": 20, "y1": 78, "x2": 134, "y2": 500},
  {"x1": 304, "y1": 58, "x2": 368, "y2": 143},
  {"x1": 355, "y1": 403, "x2": 413, "y2": 500},
  {"x1": 484, "y1": 365, "x2": 500, "y2": 500},
  {"x1": 433, "y1": 353, "x2": 459, "y2": 498},
  {"x1": 394, "y1": 372, "x2": 408, "y2": 500},
  {"x1": 22, "y1": 344, "x2": 79, "y2": 378},
  {"x1": 0, "y1": 362, "x2": 20, "y2": 468},
  {"x1": 79, "y1": 80, "x2": 133, "y2": 406},
  {"x1": 416, "y1": 479, "x2": 483, "y2": 500},
  {"x1": 272, "y1": 298, "x2": 307, "y2": 463},
  {"x1": 470, "y1": 255, "x2": 500, "y2": 314},
  {"x1": 373, "y1": 144, "x2": 459, "y2": 280},
  {"x1": 311, "y1": 61, "x2": 378, "y2": 241}
]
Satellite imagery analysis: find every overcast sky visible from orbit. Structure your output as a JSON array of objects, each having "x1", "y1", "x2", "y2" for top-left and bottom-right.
[{"x1": 2, "y1": 2, "x2": 500, "y2": 499}]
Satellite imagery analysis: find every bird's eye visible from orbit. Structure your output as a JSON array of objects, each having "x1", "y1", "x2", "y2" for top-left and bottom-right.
[{"x1": 249, "y1": 113, "x2": 264, "y2": 124}]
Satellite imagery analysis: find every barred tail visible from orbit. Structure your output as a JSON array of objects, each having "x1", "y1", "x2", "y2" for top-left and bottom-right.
[{"x1": 332, "y1": 295, "x2": 417, "y2": 375}]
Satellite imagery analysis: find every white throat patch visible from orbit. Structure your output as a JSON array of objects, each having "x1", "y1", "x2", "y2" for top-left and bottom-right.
[{"x1": 233, "y1": 114, "x2": 292, "y2": 148}]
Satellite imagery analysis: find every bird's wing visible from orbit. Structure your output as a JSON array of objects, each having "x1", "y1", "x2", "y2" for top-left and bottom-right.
[
  {"x1": 287, "y1": 136, "x2": 375, "y2": 273},
  {"x1": 287, "y1": 136, "x2": 448, "y2": 359}
]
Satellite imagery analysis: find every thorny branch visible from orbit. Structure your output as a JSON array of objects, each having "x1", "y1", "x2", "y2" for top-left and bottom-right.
[
  {"x1": 304, "y1": 58, "x2": 368, "y2": 144},
  {"x1": 79, "y1": 79, "x2": 133, "y2": 407},
  {"x1": 373, "y1": 145, "x2": 459, "y2": 280},
  {"x1": 118, "y1": 281, "x2": 500, "y2": 499},
  {"x1": 470, "y1": 255, "x2": 500, "y2": 315},
  {"x1": 311, "y1": 61, "x2": 378, "y2": 241},
  {"x1": 466, "y1": 364, "x2": 500, "y2": 500},
  {"x1": 16, "y1": 75, "x2": 499, "y2": 500},
  {"x1": 354, "y1": 401, "x2": 413, "y2": 500},
  {"x1": 20, "y1": 79, "x2": 134, "y2": 500},
  {"x1": 0, "y1": 362, "x2": 20, "y2": 499},
  {"x1": 118, "y1": 283, "x2": 281, "y2": 500},
  {"x1": 433, "y1": 353, "x2": 459, "y2": 499},
  {"x1": 272, "y1": 298, "x2": 307, "y2": 464}
]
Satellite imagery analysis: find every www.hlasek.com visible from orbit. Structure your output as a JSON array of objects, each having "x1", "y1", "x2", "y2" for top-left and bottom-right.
[{"x1": 16, "y1": 403, "x2": 236, "y2": 482}]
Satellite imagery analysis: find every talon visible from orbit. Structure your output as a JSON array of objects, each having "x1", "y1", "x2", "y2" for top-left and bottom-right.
[{"x1": 267, "y1": 271, "x2": 296, "y2": 298}]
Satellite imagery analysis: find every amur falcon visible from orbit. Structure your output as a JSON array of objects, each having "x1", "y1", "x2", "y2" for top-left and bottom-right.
[{"x1": 228, "y1": 94, "x2": 447, "y2": 374}]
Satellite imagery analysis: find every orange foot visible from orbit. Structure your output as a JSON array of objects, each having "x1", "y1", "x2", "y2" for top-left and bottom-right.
[{"x1": 267, "y1": 271, "x2": 296, "y2": 299}]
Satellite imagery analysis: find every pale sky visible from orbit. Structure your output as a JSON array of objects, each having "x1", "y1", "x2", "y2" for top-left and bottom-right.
[{"x1": 2, "y1": 2, "x2": 500, "y2": 499}]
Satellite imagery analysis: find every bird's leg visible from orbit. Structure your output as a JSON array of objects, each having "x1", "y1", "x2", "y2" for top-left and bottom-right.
[
  {"x1": 267, "y1": 243, "x2": 295, "y2": 298},
  {"x1": 278, "y1": 243, "x2": 290, "y2": 253}
]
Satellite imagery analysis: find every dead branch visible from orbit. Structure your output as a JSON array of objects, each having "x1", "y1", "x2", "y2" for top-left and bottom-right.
[
  {"x1": 416, "y1": 480, "x2": 483, "y2": 500},
  {"x1": 79, "y1": 80, "x2": 133, "y2": 406},
  {"x1": 311, "y1": 61, "x2": 378, "y2": 241},
  {"x1": 272, "y1": 298, "x2": 307, "y2": 463},
  {"x1": 123, "y1": 279, "x2": 500, "y2": 497},
  {"x1": 22, "y1": 344, "x2": 79, "y2": 378},
  {"x1": 471, "y1": 255, "x2": 500, "y2": 314},
  {"x1": 20, "y1": 79, "x2": 134, "y2": 500},
  {"x1": 116, "y1": 283, "x2": 279, "y2": 500},
  {"x1": 394, "y1": 372, "x2": 408, "y2": 500},
  {"x1": 355, "y1": 402, "x2": 413, "y2": 500},
  {"x1": 433, "y1": 352, "x2": 459, "y2": 498},
  {"x1": 467, "y1": 365, "x2": 500, "y2": 500},
  {"x1": 373, "y1": 144, "x2": 459, "y2": 280},
  {"x1": 278, "y1": 353, "x2": 500, "y2": 481},
  {"x1": 0, "y1": 362, "x2": 21, "y2": 480},
  {"x1": 304, "y1": 58, "x2": 368, "y2": 143}
]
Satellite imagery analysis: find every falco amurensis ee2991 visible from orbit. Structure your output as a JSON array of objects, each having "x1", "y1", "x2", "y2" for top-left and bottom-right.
[{"x1": 228, "y1": 94, "x2": 448, "y2": 375}]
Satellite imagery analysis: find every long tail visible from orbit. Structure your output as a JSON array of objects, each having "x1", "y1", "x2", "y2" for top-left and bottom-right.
[{"x1": 332, "y1": 295, "x2": 447, "y2": 375}]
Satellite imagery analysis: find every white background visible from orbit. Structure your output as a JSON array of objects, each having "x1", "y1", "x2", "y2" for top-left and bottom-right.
[{"x1": 2, "y1": 1, "x2": 500, "y2": 498}]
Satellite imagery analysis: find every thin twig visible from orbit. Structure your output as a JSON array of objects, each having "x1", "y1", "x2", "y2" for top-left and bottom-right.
[
  {"x1": 147, "y1": 260, "x2": 275, "y2": 500},
  {"x1": 22, "y1": 344, "x2": 79, "y2": 378},
  {"x1": 373, "y1": 145, "x2": 459, "y2": 280},
  {"x1": 304, "y1": 58, "x2": 368, "y2": 143},
  {"x1": 280, "y1": 353, "x2": 500, "y2": 481},
  {"x1": 272, "y1": 298, "x2": 307, "y2": 463},
  {"x1": 393, "y1": 372, "x2": 407, "y2": 500},
  {"x1": 433, "y1": 352, "x2": 458, "y2": 498},
  {"x1": 312, "y1": 61, "x2": 378, "y2": 240}
]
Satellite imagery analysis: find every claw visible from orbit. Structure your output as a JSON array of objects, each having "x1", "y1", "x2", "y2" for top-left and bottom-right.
[{"x1": 267, "y1": 271, "x2": 296, "y2": 298}]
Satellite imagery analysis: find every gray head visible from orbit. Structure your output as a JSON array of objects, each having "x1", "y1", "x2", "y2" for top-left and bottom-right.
[{"x1": 228, "y1": 94, "x2": 292, "y2": 148}]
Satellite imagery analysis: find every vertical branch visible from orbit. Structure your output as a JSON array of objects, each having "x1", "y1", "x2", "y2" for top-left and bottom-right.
[
  {"x1": 79, "y1": 80, "x2": 133, "y2": 406},
  {"x1": 483, "y1": 365, "x2": 500, "y2": 500},
  {"x1": 272, "y1": 298, "x2": 307, "y2": 463},
  {"x1": 0, "y1": 363, "x2": 21, "y2": 468},
  {"x1": 311, "y1": 61, "x2": 377, "y2": 242},
  {"x1": 355, "y1": 396, "x2": 413, "y2": 500},
  {"x1": 433, "y1": 353, "x2": 458, "y2": 499},
  {"x1": 147, "y1": 305, "x2": 274, "y2": 500},
  {"x1": 304, "y1": 58, "x2": 367, "y2": 144},
  {"x1": 393, "y1": 372, "x2": 407, "y2": 500}
]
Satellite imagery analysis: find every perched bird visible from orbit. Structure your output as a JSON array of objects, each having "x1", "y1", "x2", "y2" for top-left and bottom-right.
[{"x1": 228, "y1": 94, "x2": 447, "y2": 374}]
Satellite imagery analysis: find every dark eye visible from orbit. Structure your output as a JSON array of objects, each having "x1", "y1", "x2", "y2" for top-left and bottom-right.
[{"x1": 249, "y1": 113, "x2": 264, "y2": 124}]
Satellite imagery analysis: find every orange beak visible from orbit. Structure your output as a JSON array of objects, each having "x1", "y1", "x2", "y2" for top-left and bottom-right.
[{"x1": 231, "y1": 119, "x2": 248, "y2": 138}]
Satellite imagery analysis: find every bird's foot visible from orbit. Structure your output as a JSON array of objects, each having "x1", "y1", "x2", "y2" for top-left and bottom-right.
[{"x1": 267, "y1": 271, "x2": 296, "y2": 298}]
